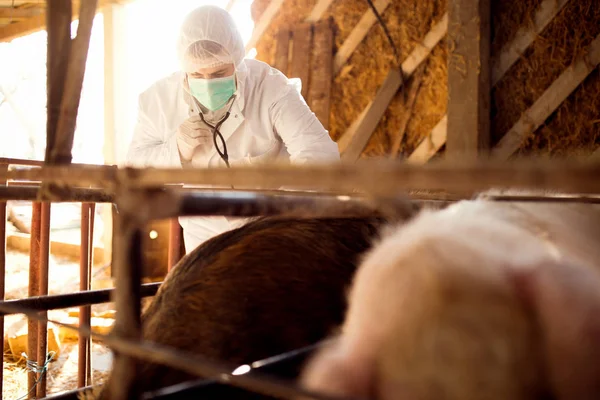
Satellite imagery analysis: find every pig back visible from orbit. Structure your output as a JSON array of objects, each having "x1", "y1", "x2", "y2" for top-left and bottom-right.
[{"x1": 115, "y1": 215, "x2": 389, "y2": 397}]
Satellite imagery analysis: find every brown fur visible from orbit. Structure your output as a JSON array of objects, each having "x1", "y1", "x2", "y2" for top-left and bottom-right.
[{"x1": 97, "y1": 213, "x2": 418, "y2": 399}]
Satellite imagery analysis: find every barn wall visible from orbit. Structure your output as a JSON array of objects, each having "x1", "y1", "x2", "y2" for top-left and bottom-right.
[{"x1": 250, "y1": 0, "x2": 600, "y2": 159}]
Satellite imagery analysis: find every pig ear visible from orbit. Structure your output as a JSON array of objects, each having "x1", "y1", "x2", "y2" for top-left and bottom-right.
[{"x1": 509, "y1": 259, "x2": 600, "y2": 400}]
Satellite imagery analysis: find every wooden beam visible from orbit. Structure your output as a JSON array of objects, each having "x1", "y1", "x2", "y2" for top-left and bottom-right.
[
  {"x1": 0, "y1": 0, "x2": 129, "y2": 42},
  {"x1": 273, "y1": 29, "x2": 290, "y2": 75},
  {"x1": 0, "y1": 7, "x2": 43, "y2": 19},
  {"x1": 390, "y1": 68, "x2": 425, "y2": 158},
  {"x1": 245, "y1": 0, "x2": 285, "y2": 52},
  {"x1": 492, "y1": 33, "x2": 600, "y2": 160},
  {"x1": 48, "y1": 0, "x2": 99, "y2": 165},
  {"x1": 45, "y1": 0, "x2": 72, "y2": 164},
  {"x1": 446, "y1": 0, "x2": 491, "y2": 161},
  {"x1": 5, "y1": 161, "x2": 600, "y2": 197},
  {"x1": 308, "y1": 18, "x2": 334, "y2": 129},
  {"x1": 341, "y1": 69, "x2": 402, "y2": 161},
  {"x1": 492, "y1": 0, "x2": 570, "y2": 86},
  {"x1": 406, "y1": 0, "x2": 571, "y2": 162},
  {"x1": 306, "y1": 0, "x2": 335, "y2": 22},
  {"x1": 0, "y1": 13, "x2": 47, "y2": 41},
  {"x1": 339, "y1": 14, "x2": 448, "y2": 161},
  {"x1": 407, "y1": 115, "x2": 448, "y2": 164},
  {"x1": 333, "y1": 0, "x2": 391, "y2": 76},
  {"x1": 289, "y1": 23, "x2": 313, "y2": 99},
  {"x1": 225, "y1": 0, "x2": 236, "y2": 12}
]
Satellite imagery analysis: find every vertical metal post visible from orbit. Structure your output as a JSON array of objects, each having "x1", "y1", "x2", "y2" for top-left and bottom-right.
[
  {"x1": 87, "y1": 203, "x2": 95, "y2": 385},
  {"x1": 36, "y1": 202, "x2": 51, "y2": 398},
  {"x1": 107, "y1": 194, "x2": 143, "y2": 400},
  {"x1": 78, "y1": 203, "x2": 92, "y2": 388},
  {"x1": 167, "y1": 218, "x2": 181, "y2": 271},
  {"x1": 0, "y1": 163, "x2": 8, "y2": 400},
  {"x1": 27, "y1": 202, "x2": 42, "y2": 398}
]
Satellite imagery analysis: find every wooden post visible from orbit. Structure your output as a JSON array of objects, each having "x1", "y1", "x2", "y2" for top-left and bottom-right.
[
  {"x1": 289, "y1": 24, "x2": 313, "y2": 100},
  {"x1": 50, "y1": 0, "x2": 99, "y2": 165},
  {"x1": 102, "y1": 3, "x2": 128, "y2": 266},
  {"x1": 45, "y1": 0, "x2": 72, "y2": 163},
  {"x1": 273, "y1": 29, "x2": 290, "y2": 75},
  {"x1": 446, "y1": 0, "x2": 491, "y2": 160},
  {"x1": 308, "y1": 18, "x2": 334, "y2": 130}
]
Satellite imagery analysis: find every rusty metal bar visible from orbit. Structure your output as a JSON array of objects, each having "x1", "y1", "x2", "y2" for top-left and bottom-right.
[
  {"x1": 167, "y1": 218, "x2": 181, "y2": 271},
  {"x1": 0, "y1": 283, "x2": 160, "y2": 314},
  {"x1": 0, "y1": 163, "x2": 7, "y2": 399},
  {"x1": 0, "y1": 185, "x2": 113, "y2": 203},
  {"x1": 4, "y1": 159, "x2": 600, "y2": 196},
  {"x1": 108, "y1": 202, "x2": 143, "y2": 400},
  {"x1": 37, "y1": 202, "x2": 51, "y2": 398},
  {"x1": 87, "y1": 203, "x2": 96, "y2": 385},
  {"x1": 78, "y1": 203, "x2": 91, "y2": 388},
  {"x1": 28, "y1": 201, "x2": 42, "y2": 398}
]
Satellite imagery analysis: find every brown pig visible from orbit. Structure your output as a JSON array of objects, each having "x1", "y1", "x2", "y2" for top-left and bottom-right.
[{"x1": 95, "y1": 206, "x2": 420, "y2": 399}]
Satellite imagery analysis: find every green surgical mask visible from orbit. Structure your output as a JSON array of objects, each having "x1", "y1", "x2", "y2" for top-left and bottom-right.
[{"x1": 188, "y1": 75, "x2": 236, "y2": 111}]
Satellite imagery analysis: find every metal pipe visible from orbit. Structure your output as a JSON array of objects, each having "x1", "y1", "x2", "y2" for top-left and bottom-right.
[
  {"x1": 0, "y1": 163, "x2": 7, "y2": 399},
  {"x1": 0, "y1": 299, "x2": 363, "y2": 400},
  {"x1": 167, "y1": 219, "x2": 181, "y2": 271},
  {"x1": 79, "y1": 203, "x2": 91, "y2": 388},
  {"x1": 28, "y1": 202, "x2": 42, "y2": 398},
  {"x1": 37, "y1": 202, "x2": 51, "y2": 398},
  {"x1": 0, "y1": 185, "x2": 113, "y2": 203},
  {"x1": 108, "y1": 207, "x2": 143, "y2": 400},
  {"x1": 0, "y1": 283, "x2": 160, "y2": 314},
  {"x1": 175, "y1": 191, "x2": 412, "y2": 219},
  {"x1": 0, "y1": 157, "x2": 112, "y2": 169},
  {"x1": 87, "y1": 203, "x2": 96, "y2": 385}
]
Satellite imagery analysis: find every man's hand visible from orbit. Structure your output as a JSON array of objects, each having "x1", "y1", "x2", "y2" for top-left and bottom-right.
[{"x1": 176, "y1": 115, "x2": 212, "y2": 163}]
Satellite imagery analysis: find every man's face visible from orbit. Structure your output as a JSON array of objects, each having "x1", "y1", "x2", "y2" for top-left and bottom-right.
[{"x1": 188, "y1": 63, "x2": 235, "y2": 80}]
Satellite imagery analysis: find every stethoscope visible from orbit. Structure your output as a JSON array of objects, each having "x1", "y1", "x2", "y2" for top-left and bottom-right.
[{"x1": 197, "y1": 95, "x2": 236, "y2": 169}]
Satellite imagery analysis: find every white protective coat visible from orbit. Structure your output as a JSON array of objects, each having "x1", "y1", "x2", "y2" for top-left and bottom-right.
[{"x1": 125, "y1": 6, "x2": 340, "y2": 253}]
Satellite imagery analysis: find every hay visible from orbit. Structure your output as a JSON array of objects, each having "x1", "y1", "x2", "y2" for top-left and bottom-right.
[
  {"x1": 492, "y1": 0, "x2": 600, "y2": 153},
  {"x1": 252, "y1": 0, "x2": 599, "y2": 159},
  {"x1": 518, "y1": 69, "x2": 600, "y2": 156},
  {"x1": 253, "y1": 0, "x2": 447, "y2": 157},
  {"x1": 253, "y1": 0, "x2": 319, "y2": 65}
]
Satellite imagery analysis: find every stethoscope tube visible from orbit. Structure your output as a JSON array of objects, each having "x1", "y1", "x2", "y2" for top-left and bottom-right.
[{"x1": 196, "y1": 94, "x2": 236, "y2": 169}]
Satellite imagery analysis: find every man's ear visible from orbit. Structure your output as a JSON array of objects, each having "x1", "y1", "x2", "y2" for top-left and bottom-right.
[{"x1": 509, "y1": 259, "x2": 600, "y2": 400}]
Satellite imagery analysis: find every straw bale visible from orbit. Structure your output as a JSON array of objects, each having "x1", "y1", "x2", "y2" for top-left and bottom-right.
[
  {"x1": 492, "y1": 0, "x2": 600, "y2": 154},
  {"x1": 517, "y1": 69, "x2": 600, "y2": 157},
  {"x1": 331, "y1": 0, "x2": 447, "y2": 154},
  {"x1": 252, "y1": 0, "x2": 319, "y2": 65},
  {"x1": 251, "y1": 0, "x2": 599, "y2": 159}
]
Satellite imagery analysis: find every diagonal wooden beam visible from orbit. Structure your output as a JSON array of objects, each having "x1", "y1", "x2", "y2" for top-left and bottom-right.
[
  {"x1": 492, "y1": 0, "x2": 570, "y2": 86},
  {"x1": 407, "y1": 115, "x2": 448, "y2": 164},
  {"x1": 333, "y1": 0, "x2": 391, "y2": 76},
  {"x1": 491, "y1": 32, "x2": 600, "y2": 160},
  {"x1": 245, "y1": 0, "x2": 285, "y2": 52},
  {"x1": 339, "y1": 14, "x2": 448, "y2": 160},
  {"x1": 306, "y1": 0, "x2": 336, "y2": 22},
  {"x1": 408, "y1": 0, "x2": 576, "y2": 163}
]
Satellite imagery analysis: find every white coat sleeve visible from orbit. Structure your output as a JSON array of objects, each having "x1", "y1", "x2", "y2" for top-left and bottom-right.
[
  {"x1": 125, "y1": 96, "x2": 182, "y2": 168},
  {"x1": 269, "y1": 84, "x2": 340, "y2": 165}
]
